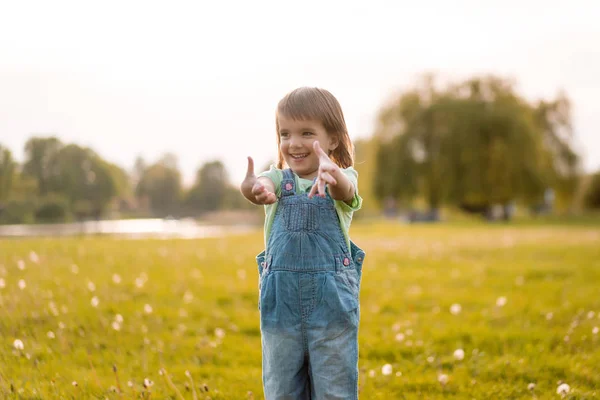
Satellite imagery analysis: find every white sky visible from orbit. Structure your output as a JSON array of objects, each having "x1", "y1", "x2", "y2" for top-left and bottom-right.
[{"x1": 1, "y1": 0, "x2": 599, "y2": 186}]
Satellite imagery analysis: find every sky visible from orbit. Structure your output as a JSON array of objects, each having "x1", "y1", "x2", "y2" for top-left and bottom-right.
[{"x1": 1, "y1": 0, "x2": 599, "y2": 186}]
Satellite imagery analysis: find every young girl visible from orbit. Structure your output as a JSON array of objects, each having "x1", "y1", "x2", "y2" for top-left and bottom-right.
[{"x1": 241, "y1": 87, "x2": 365, "y2": 399}]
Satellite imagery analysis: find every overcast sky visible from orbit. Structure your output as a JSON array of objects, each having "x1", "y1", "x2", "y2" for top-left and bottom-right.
[{"x1": 1, "y1": 0, "x2": 598, "y2": 186}]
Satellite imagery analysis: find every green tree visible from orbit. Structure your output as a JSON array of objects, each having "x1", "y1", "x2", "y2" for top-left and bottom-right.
[
  {"x1": 0, "y1": 144, "x2": 16, "y2": 202},
  {"x1": 136, "y1": 154, "x2": 182, "y2": 217},
  {"x1": 23, "y1": 136, "x2": 63, "y2": 195},
  {"x1": 185, "y1": 160, "x2": 229, "y2": 214}
]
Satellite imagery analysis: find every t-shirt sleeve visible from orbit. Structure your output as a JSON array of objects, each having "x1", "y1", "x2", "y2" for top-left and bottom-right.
[
  {"x1": 257, "y1": 165, "x2": 283, "y2": 197},
  {"x1": 336, "y1": 167, "x2": 362, "y2": 212}
]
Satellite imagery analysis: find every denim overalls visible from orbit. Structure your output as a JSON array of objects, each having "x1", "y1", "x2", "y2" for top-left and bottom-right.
[{"x1": 256, "y1": 169, "x2": 365, "y2": 399}]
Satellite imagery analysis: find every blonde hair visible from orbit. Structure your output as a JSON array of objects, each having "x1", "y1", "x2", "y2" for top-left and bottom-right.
[{"x1": 275, "y1": 87, "x2": 354, "y2": 169}]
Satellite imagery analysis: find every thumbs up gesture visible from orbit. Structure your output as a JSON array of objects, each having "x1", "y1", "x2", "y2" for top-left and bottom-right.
[
  {"x1": 241, "y1": 156, "x2": 277, "y2": 205},
  {"x1": 308, "y1": 141, "x2": 339, "y2": 199}
]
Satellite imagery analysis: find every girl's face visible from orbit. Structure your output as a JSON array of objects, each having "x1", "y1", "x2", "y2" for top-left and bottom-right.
[{"x1": 277, "y1": 115, "x2": 338, "y2": 180}]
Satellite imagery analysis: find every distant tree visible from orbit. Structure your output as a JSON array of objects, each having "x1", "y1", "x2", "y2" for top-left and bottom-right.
[
  {"x1": 0, "y1": 144, "x2": 16, "y2": 202},
  {"x1": 23, "y1": 136, "x2": 63, "y2": 195},
  {"x1": 584, "y1": 170, "x2": 600, "y2": 210},
  {"x1": 185, "y1": 160, "x2": 229, "y2": 214},
  {"x1": 136, "y1": 154, "x2": 182, "y2": 216}
]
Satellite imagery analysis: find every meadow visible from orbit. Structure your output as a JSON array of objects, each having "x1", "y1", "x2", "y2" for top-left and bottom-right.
[{"x1": 1, "y1": 221, "x2": 599, "y2": 399}]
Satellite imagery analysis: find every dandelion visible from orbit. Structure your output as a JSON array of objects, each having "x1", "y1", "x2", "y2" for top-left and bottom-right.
[
  {"x1": 47, "y1": 331, "x2": 55, "y2": 339},
  {"x1": 593, "y1": 326, "x2": 599, "y2": 335},
  {"x1": 438, "y1": 373, "x2": 449, "y2": 385},
  {"x1": 215, "y1": 327, "x2": 225, "y2": 339},
  {"x1": 127, "y1": 381, "x2": 133, "y2": 387},
  {"x1": 557, "y1": 383, "x2": 570, "y2": 397},
  {"x1": 515, "y1": 276, "x2": 525, "y2": 286},
  {"x1": 546, "y1": 312, "x2": 554, "y2": 320},
  {"x1": 112, "y1": 274, "x2": 121, "y2": 284},
  {"x1": 72, "y1": 381, "x2": 78, "y2": 387},
  {"x1": 29, "y1": 251, "x2": 39, "y2": 263},
  {"x1": 18, "y1": 279, "x2": 26, "y2": 290},
  {"x1": 528, "y1": 382, "x2": 536, "y2": 391},
  {"x1": 58, "y1": 321, "x2": 66, "y2": 329},
  {"x1": 381, "y1": 364, "x2": 393, "y2": 376},
  {"x1": 13, "y1": 339, "x2": 24, "y2": 350},
  {"x1": 588, "y1": 311, "x2": 596, "y2": 319},
  {"x1": 392, "y1": 322, "x2": 402, "y2": 332},
  {"x1": 91, "y1": 296, "x2": 99, "y2": 307},
  {"x1": 135, "y1": 277, "x2": 145, "y2": 288},
  {"x1": 453, "y1": 349, "x2": 465, "y2": 361},
  {"x1": 395, "y1": 333, "x2": 405, "y2": 342},
  {"x1": 112, "y1": 321, "x2": 121, "y2": 331},
  {"x1": 17, "y1": 260, "x2": 26, "y2": 270},
  {"x1": 450, "y1": 303, "x2": 462, "y2": 315},
  {"x1": 368, "y1": 370, "x2": 375, "y2": 377},
  {"x1": 405, "y1": 329, "x2": 413, "y2": 336},
  {"x1": 0, "y1": 278, "x2": 5, "y2": 288},
  {"x1": 87, "y1": 281, "x2": 96, "y2": 292},
  {"x1": 71, "y1": 264, "x2": 79, "y2": 274},
  {"x1": 395, "y1": 371, "x2": 402, "y2": 377},
  {"x1": 183, "y1": 290, "x2": 193, "y2": 304},
  {"x1": 143, "y1": 378, "x2": 154, "y2": 388},
  {"x1": 427, "y1": 356, "x2": 435, "y2": 363},
  {"x1": 115, "y1": 314, "x2": 124, "y2": 323},
  {"x1": 144, "y1": 304, "x2": 153, "y2": 314},
  {"x1": 496, "y1": 296, "x2": 507, "y2": 307}
]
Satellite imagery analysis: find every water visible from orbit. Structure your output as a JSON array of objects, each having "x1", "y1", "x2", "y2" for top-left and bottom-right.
[{"x1": 0, "y1": 218, "x2": 255, "y2": 239}]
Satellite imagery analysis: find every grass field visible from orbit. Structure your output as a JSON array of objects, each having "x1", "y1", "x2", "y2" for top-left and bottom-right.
[{"x1": 1, "y1": 221, "x2": 599, "y2": 399}]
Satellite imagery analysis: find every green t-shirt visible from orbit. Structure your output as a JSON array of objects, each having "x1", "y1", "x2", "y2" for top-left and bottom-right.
[{"x1": 258, "y1": 165, "x2": 362, "y2": 252}]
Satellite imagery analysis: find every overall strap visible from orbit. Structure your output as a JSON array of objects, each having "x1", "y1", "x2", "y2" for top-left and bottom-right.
[{"x1": 281, "y1": 168, "x2": 297, "y2": 196}]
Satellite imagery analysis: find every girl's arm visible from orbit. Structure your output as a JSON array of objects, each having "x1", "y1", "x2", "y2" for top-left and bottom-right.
[
  {"x1": 308, "y1": 142, "x2": 355, "y2": 205},
  {"x1": 240, "y1": 157, "x2": 277, "y2": 205}
]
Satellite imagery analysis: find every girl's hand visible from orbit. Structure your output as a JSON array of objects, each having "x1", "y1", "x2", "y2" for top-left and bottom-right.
[
  {"x1": 241, "y1": 157, "x2": 277, "y2": 205},
  {"x1": 308, "y1": 141, "x2": 339, "y2": 199}
]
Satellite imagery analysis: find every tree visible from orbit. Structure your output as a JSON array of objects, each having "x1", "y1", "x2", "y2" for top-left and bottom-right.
[
  {"x1": 584, "y1": 170, "x2": 600, "y2": 210},
  {"x1": 373, "y1": 74, "x2": 580, "y2": 219},
  {"x1": 0, "y1": 144, "x2": 16, "y2": 202},
  {"x1": 185, "y1": 160, "x2": 229, "y2": 214},
  {"x1": 23, "y1": 136, "x2": 63, "y2": 195},
  {"x1": 136, "y1": 154, "x2": 182, "y2": 217}
]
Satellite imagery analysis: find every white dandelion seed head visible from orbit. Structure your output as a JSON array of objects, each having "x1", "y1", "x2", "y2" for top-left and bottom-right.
[
  {"x1": 71, "y1": 264, "x2": 79, "y2": 274},
  {"x1": 72, "y1": 381, "x2": 78, "y2": 386},
  {"x1": 0, "y1": 278, "x2": 5, "y2": 289},
  {"x1": 135, "y1": 277, "x2": 145, "y2": 288},
  {"x1": 18, "y1": 279, "x2": 26, "y2": 290},
  {"x1": 427, "y1": 356, "x2": 435, "y2": 363},
  {"x1": 515, "y1": 276, "x2": 525, "y2": 286},
  {"x1": 183, "y1": 291, "x2": 194, "y2": 304},
  {"x1": 405, "y1": 329, "x2": 413, "y2": 336},
  {"x1": 453, "y1": 348, "x2": 465, "y2": 361},
  {"x1": 112, "y1": 321, "x2": 121, "y2": 331},
  {"x1": 87, "y1": 281, "x2": 96, "y2": 292},
  {"x1": 127, "y1": 381, "x2": 133, "y2": 387},
  {"x1": 557, "y1": 383, "x2": 570, "y2": 396},
  {"x1": 143, "y1": 378, "x2": 153, "y2": 388},
  {"x1": 438, "y1": 373, "x2": 449, "y2": 385},
  {"x1": 17, "y1": 260, "x2": 26, "y2": 270},
  {"x1": 546, "y1": 312, "x2": 554, "y2": 320},
  {"x1": 47, "y1": 331, "x2": 55, "y2": 339},
  {"x1": 587, "y1": 311, "x2": 595, "y2": 319},
  {"x1": 112, "y1": 274, "x2": 121, "y2": 284},
  {"x1": 368, "y1": 370, "x2": 375, "y2": 377},
  {"x1": 144, "y1": 304, "x2": 153, "y2": 314},
  {"x1": 90, "y1": 296, "x2": 99, "y2": 308},
  {"x1": 528, "y1": 382, "x2": 536, "y2": 391},
  {"x1": 395, "y1": 333, "x2": 405, "y2": 342},
  {"x1": 13, "y1": 339, "x2": 24, "y2": 350},
  {"x1": 592, "y1": 326, "x2": 599, "y2": 335},
  {"x1": 29, "y1": 251, "x2": 39, "y2": 264},
  {"x1": 450, "y1": 303, "x2": 462, "y2": 315},
  {"x1": 381, "y1": 363, "x2": 393, "y2": 376},
  {"x1": 395, "y1": 371, "x2": 402, "y2": 377},
  {"x1": 215, "y1": 328, "x2": 225, "y2": 339},
  {"x1": 185, "y1": 370, "x2": 191, "y2": 378},
  {"x1": 496, "y1": 296, "x2": 507, "y2": 307},
  {"x1": 392, "y1": 322, "x2": 402, "y2": 332}
]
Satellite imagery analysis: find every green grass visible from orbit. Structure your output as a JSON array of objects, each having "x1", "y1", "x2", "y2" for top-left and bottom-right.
[{"x1": 1, "y1": 221, "x2": 599, "y2": 399}]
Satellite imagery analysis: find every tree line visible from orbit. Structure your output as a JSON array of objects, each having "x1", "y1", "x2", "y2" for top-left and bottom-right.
[
  {"x1": 1, "y1": 74, "x2": 599, "y2": 225},
  {"x1": 0, "y1": 138, "x2": 251, "y2": 224},
  {"x1": 370, "y1": 74, "x2": 600, "y2": 219}
]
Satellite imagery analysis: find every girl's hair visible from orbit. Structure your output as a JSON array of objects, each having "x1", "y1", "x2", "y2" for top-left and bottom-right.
[{"x1": 275, "y1": 87, "x2": 354, "y2": 169}]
